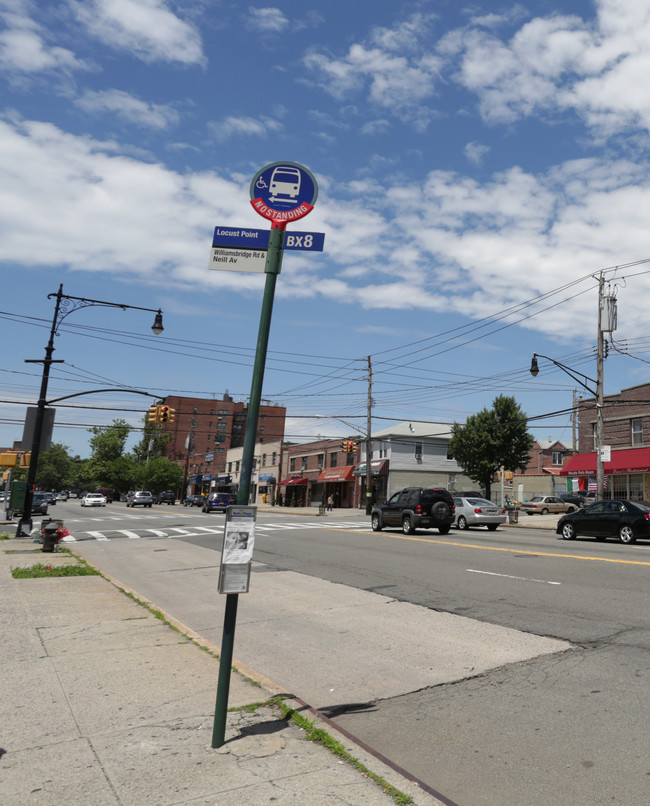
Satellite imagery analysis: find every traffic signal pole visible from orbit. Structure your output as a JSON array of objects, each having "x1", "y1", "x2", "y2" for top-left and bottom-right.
[{"x1": 211, "y1": 222, "x2": 286, "y2": 749}]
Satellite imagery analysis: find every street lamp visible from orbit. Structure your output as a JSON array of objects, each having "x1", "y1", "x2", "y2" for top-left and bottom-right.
[
  {"x1": 16, "y1": 283, "x2": 164, "y2": 536},
  {"x1": 529, "y1": 352, "x2": 604, "y2": 500}
]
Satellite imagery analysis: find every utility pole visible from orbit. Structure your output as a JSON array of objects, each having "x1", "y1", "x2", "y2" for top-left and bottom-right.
[
  {"x1": 365, "y1": 356, "x2": 373, "y2": 514},
  {"x1": 595, "y1": 273, "x2": 606, "y2": 501}
]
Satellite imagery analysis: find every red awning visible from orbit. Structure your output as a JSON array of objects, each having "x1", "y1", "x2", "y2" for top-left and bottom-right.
[
  {"x1": 277, "y1": 477, "x2": 308, "y2": 486},
  {"x1": 317, "y1": 465, "x2": 354, "y2": 483},
  {"x1": 560, "y1": 447, "x2": 650, "y2": 476}
]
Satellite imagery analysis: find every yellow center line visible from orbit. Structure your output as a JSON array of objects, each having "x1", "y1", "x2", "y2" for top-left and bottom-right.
[{"x1": 333, "y1": 527, "x2": 650, "y2": 567}]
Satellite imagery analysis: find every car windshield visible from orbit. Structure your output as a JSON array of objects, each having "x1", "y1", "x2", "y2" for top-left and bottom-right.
[{"x1": 467, "y1": 499, "x2": 495, "y2": 507}]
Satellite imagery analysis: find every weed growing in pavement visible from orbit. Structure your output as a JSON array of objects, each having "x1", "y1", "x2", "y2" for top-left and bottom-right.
[
  {"x1": 0, "y1": 532, "x2": 11, "y2": 540},
  {"x1": 228, "y1": 697, "x2": 413, "y2": 806},
  {"x1": 11, "y1": 563, "x2": 100, "y2": 579}
]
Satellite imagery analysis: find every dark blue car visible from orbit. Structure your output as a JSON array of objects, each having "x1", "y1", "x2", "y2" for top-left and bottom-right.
[{"x1": 202, "y1": 493, "x2": 235, "y2": 513}]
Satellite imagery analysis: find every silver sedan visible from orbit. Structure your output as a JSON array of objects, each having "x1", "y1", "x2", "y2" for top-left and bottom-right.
[{"x1": 453, "y1": 497, "x2": 507, "y2": 531}]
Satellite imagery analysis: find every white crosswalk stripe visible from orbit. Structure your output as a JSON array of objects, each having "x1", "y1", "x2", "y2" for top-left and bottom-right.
[{"x1": 63, "y1": 519, "x2": 369, "y2": 543}]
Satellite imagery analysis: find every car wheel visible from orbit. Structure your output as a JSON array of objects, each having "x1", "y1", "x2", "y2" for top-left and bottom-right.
[
  {"x1": 371, "y1": 513, "x2": 382, "y2": 531},
  {"x1": 561, "y1": 522, "x2": 576, "y2": 540},
  {"x1": 541, "y1": 508, "x2": 549, "y2": 515},
  {"x1": 566, "y1": 506, "x2": 576, "y2": 513},
  {"x1": 402, "y1": 516, "x2": 415, "y2": 535},
  {"x1": 431, "y1": 501, "x2": 450, "y2": 519},
  {"x1": 457, "y1": 516, "x2": 468, "y2": 530},
  {"x1": 487, "y1": 524, "x2": 498, "y2": 531},
  {"x1": 438, "y1": 525, "x2": 451, "y2": 535},
  {"x1": 618, "y1": 525, "x2": 636, "y2": 544}
]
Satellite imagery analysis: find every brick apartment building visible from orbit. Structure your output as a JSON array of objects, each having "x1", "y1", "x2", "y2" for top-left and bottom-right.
[
  {"x1": 160, "y1": 393, "x2": 286, "y2": 490},
  {"x1": 561, "y1": 381, "x2": 650, "y2": 499}
]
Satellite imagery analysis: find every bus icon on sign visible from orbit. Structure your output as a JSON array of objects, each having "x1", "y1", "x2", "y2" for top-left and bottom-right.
[{"x1": 269, "y1": 166, "x2": 301, "y2": 203}]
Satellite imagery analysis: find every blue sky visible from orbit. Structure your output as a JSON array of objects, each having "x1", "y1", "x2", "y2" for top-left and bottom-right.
[{"x1": 2, "y1": 0, "x2": 650, "y2": 458}]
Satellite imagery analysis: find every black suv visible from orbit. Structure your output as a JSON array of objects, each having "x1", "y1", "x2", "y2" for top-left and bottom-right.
[
  {"x1": 371, "y1": 487, "x2": 455, "y2": 535},
  {"x1": 158, "y1": 491, "x2": 175, "y2": 505}
]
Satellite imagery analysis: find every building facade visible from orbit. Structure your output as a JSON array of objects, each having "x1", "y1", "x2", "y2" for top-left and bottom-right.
[
  {"x1": 367, "y1": 422, "x2": 473, "y2": 500},
  {"x1": 160, "y1": 393, "x2": 286, "y2": 495},
  {"x1": 225, "y1": 440, "x2": 282, "y2": 506},
  {"x1": 279, "y1": 438, "x2": 359, "y2": 508},
  {"x1": 562, "y1": 381, "x2": 650, "y2": 500}
]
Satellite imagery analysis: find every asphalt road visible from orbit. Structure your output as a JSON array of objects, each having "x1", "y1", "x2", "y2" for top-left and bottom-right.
[{"x1": 44, "y1": 501, "x2": 650, "y2": 806}]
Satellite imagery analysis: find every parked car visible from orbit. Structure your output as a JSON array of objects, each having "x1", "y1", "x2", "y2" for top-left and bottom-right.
[
  {"x1": 14, "y1": 491, "x2": 49, "y2": 516},
  {"x1": 371, "y1": 487, "x2": 455, "y2": 535},
  {"x1": 184, "y1": 494, "x2": 205, "y2": 508},
  {"x1": 558, "y1": 493, "x2": 585, "y2": 508},
  {"x1": 126, "y1": 491, "x2": 153, "y2": 508},
  {"x1": 523, "y1": 495, "x2": 577, "y2": 515},
  {"x1": 556, "y1": 499, "x2": 650, "y2": 544},
  {"x1": 158, "y1": 491, "x2": 175, "y2": 505},
  {"x1": 96, "y1": 487, "x2": 115, "y2": 503},
  {"x1": 202, "y1": 492, "x2": 235, "y2": 513},
  {"x1": 81, "y1": 493, "x2": 107, "y2": 507},
  {"x1": 453, "y1": 496, "x2": 506, "y2": 531},
  {"x1": 54, "y1": 491, "x2": 68, "y2": 501},
  {"x1": 43, "y1": 492, "x2": 56, "y2": 506}
]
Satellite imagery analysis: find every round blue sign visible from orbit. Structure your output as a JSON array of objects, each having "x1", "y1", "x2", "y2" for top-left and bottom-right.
[{"x1": 250, "y1": 161, "x2": 318, "y2": 223}]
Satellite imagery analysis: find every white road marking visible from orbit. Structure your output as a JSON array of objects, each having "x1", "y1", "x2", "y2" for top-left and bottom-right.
[
  {"x1": 86, "y1": 531, "x2": 109, "y2": 541},
  {"x1": 122, "y1": 530, "x2": 141, "y2": 539},
  {"x1": 467, "y1": 568, "x2": 561, "y2": 585}
]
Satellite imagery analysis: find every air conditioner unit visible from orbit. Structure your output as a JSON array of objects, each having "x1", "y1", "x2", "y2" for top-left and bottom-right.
[{"x1": 415, "y1": 453, "x2": 422, "y2": 460}]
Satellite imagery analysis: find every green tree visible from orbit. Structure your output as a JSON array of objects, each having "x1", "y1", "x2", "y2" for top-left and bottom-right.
[
  {"x1": 35, "y1": 442, "x2": 73, "y2": 491},
  {"x1": 449, "y1": 395, "x2": 533, "y2": 499},
  {"x1": 87, "y1": 420, "x2": 135, "y2": 494},
  {"x1": 133, "y1": 456, "x2": 184, "y2": 493},
  {"x1": 132, "y1": 422, "x2": 172, "y2": 463}
]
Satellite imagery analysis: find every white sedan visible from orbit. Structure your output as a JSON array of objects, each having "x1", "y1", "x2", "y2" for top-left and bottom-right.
[{"x1": 81, "y1": 493, "x2": 107, "y2": 507}]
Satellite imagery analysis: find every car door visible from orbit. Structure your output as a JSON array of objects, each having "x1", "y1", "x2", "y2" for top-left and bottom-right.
[
  {"x1": 577, "y1": 501, "x2": 608, "y2": 537},
  {"x1": 382, "y1": 491, "x2": 403, "y2": 527}
]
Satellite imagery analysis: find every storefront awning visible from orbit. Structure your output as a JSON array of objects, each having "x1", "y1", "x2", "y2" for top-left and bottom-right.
[
  {"x1": 258, "y1": 473, "x2": 276, "y2": 484},
  {"x1": 560, "y1": 447, "x2": 650, "y2": 476},
  {"x1": 317, "y1": 465, "x2": 354, "y2": 483},
  {"x1": 352, "y1": 459, "x2": 388, "y2": 476},
  {"x1": 277, "y1": 477, "x2": 308, "y2": 486}
]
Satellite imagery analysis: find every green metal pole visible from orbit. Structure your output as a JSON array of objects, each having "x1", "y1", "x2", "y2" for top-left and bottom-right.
[{"x1": 212, "y1": 223, "x2": 285, "y2": 749}]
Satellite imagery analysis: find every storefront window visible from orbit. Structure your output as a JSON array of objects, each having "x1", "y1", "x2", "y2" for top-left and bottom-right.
[{"x1": 629, "y1": 474, "x2": 644, "y2": 500}]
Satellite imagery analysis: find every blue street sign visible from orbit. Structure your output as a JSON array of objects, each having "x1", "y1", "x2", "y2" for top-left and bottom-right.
[
  {"x1": 250, "y1": 161, "x2": 318, "y2": 223},
  {"x1": 213, "y1": 226, "x2": 325, "y2": 251},
  {"x1": 283, "y1": 231, "x2": 325, "y2": 251},
  {"x1": 212, "y1": 227, "x2": 268, "y2": 249}
]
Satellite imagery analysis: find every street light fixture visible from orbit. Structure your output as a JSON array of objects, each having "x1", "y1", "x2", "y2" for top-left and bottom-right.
[
  {"x1": 16, "y1": 283, "x2": 164, "y2": 536},
  {"x1": 529, "y1": 352, "x2": 604, "y2": 500}
]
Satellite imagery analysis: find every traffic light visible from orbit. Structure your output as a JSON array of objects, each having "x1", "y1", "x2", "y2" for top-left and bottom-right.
[
  {"x1": 341, "y1": 440, "x2": 356, "y2": 454},
  {"x1": 148, "y1": 405, "x2": 160, "y2": 424},
  {"x1": 159, "y1": 406, "x2": 175, "y2": 423}
]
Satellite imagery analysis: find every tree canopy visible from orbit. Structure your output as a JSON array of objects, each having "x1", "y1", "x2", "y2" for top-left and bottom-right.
[{"x1": 448, "y1": 395, "x2": 533, "y2": 499}]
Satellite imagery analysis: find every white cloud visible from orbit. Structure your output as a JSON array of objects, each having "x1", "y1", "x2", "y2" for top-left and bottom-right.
[
  {"x1": 208, "y1": 114, "x2": 283, "y2": 141},
  {"x1": 447, "y1": 0, "x2": 650, "y2": 138},
  {"x1": 303, "y1": 12, "x2": 442, "y2": 126},
  {"x1": 0, "y1": 1, "x2": 84, "y2": 73},
  {"x1": 248, "y1": 6, "x2": 288, "y2": 33},
  {"x1": 464, "y1": 141, "x2": 490, "y2": 165},
  {"x1": 70, "y1": 0, "x2": 205, "y2": 65},
  {"x1": 75, "y1": 89, "x2": 179, "y2": 129},
  {"x1": 4, "y1": 116, "x2": 650, "y2": 343}
]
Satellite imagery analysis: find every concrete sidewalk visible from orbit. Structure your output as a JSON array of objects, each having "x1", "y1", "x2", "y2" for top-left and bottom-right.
[{"x1": 0, "y1": 540, "x2": 447, "y2": 806}]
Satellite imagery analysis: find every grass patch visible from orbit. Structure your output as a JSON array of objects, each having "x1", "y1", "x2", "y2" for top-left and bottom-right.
[
  {"x1": 229, "y1": 697, "x2": 413, "y2": 805},
  {"x1": 0, "y1": 532, "x2": 12, "y2": 540},
  {"x1": 11, "y1": 562, "x2": 101, "y2": 579}
]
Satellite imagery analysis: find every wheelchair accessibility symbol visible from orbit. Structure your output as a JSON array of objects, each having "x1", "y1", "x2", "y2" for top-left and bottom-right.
[{"x1": 250, "y1": 161, "x2": 318, "y2": 223}]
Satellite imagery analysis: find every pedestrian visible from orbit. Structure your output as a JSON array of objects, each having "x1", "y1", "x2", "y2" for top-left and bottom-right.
[{"x1": 327, "y1": 494, "x2": 333, "y2": 511}]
